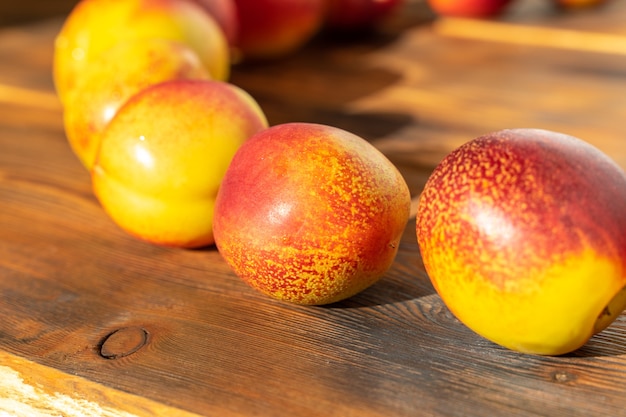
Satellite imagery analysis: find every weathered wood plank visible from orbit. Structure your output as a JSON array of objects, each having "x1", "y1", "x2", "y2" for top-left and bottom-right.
[
  {"x1": 0, "y1": 0, "x2": 77, "y2": 26},
  {"x1": 0, "y1": 350, "x2": 208, "y2": 416},
  {"x1": 2, "y1": 1, "x2": 626, "y2": 416},
  {"x1": 0, "y1": 19, "x2": 60, "y2": 91}
]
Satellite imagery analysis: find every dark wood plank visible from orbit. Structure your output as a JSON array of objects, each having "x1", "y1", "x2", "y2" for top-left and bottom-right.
[
  {"x1": 2, "y1": 1, "x2": 626, "y2": 416},
  {"x1": 0, "y1": 1, "x2": 78, "y2": 26}
]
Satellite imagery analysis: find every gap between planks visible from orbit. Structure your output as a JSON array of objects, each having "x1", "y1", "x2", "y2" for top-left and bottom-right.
[{"x1": 434, "y1": 17, "x2": 626, "y2": 56}]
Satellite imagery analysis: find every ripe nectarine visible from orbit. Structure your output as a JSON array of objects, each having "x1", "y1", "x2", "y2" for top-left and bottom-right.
[
  {"x1": 427, "y1": 0, "x2": 513, "y2": 17},
  {"x1": 54, "y1": 0, "x2": 229, "y2": 103},
  {"x1": 416, "y1": 128, "x2": 626, "y2": 355},
  {"x1": 325, "y1": 0, "x2": 404, "y2": 30},
  {"x1": 63, "y1": 39, "x2": 211, "y2": 170},
  {"x1": 214, "y1": 122, "x2": 411, "y2": 305},
  {"x1": 92, "y1": 79, "x2": 268, "y2": 248},
  {"x1": 233, "y1": 0, "x2": 327, "y2": 59}
]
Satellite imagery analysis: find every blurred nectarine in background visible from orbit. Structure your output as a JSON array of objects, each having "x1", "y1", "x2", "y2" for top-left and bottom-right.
[
  {"x1": 232, "y1": 0, "x2": 327, "y2": 59},
  {"x1": 53, "y1": 0, "x2": 229, "y2": 103},
  {"x1": 325, "y1": 0, "x2": 404, "y2": 30},
  {"x1": 63, "y1": 39, "x2": 211, "y2": 169},
  {"x1": 190, "y1": 0, "x2": 240, "y2": 45},
  {"x1": 426, "y1": 0, "x2": 513, "y2": 17},
  {"x1": 554, "y1": 0, "x2": 605, "y2": 9}
]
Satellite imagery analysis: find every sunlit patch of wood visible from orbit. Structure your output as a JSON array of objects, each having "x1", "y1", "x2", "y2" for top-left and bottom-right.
[
  {"x1": 0, "y1": 351, "x2": 203, "y2": 417},
  {"x1": 0, "y1": 83, "x2": 60, "y2": 110},
  {"x1": 435, "y1": 17, "x2": 626, "y2": 56}
]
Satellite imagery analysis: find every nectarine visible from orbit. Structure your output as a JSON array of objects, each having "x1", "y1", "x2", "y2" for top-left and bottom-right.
[
  {"x1": 190, "y1": 0, "x2": 239, "y2": 45},
  {"x1": 63, "y1": 39, "x2": 211, "y2": 170},
  {"x1": 325, "y1": 0, "x2": 404, "y2": 30},
  {"x1": 416, "y1": 128, "x2": 626, "y2": 355},
  {"x1": 92, "y1": 79, "x2": 268, "y2": 248},
  {"x1": 233, "y1": 0, "x2": 327, "y2": 59},
  {"x1": 427, "y1": 0, "x2": 513, "y2": 17},
  {"x1": 554, "y1": 0, "x2": 606, "y2": 9},
  {"x1": 54, "y1": 0, "x2": 229, "y2": 103},
  {"x1": 213, "y1": 122, "x2": 411, "y2": 305}
]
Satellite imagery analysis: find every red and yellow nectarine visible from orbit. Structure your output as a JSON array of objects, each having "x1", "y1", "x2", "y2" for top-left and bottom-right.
[
  {"x1": 416, "y1": 128, "x2": 626, "y2": 355},
  {"x1": 213, "y1": 122, "x2": 411, "y2": 305},
  {"x1": 553, "y1": 0, "x2": 606, "y2": 9},
  {"x1": 427, "y1": 0, "x2": 513, "y2": 17}
]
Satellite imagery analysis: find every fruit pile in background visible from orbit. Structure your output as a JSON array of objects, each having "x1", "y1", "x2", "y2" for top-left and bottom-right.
[
  {"x1": 53, "y1": 0, "x2": 410, "y2": 305},
  {"x1": 54, "y1": 0, "x2": 405, "y2": 171},
  {"x1": 53, "y1": 0, "x2": 626, "y2": 356}
]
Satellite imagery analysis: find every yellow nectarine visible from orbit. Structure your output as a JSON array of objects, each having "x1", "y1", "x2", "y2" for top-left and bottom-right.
[
  {"x1": 54, "y1": 0, "x2": 229, "y2": 103},
  {"x1": 63, "y1": 39, "x2": 211, "y2": 170},
  {"x1": 92, "y1": 79, "x2": 268, "y2": 248}
]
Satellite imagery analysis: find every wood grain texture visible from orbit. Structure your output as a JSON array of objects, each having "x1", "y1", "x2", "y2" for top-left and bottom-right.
[
  {"x1": 0, "y1": 19, "x2": 60, "y2": 92},
  {"x1": 435, "y1": 17, "x2": 626, "y2": 56},
  {"x1": 0, "y1": 350, "x2": 204, "y2": 416},
  {"x1": 2, "y1": 1, "x2": 626, "y2": 416},
  {"x1": 0, "y1": 0, "x2": 78, "y2": 26}
]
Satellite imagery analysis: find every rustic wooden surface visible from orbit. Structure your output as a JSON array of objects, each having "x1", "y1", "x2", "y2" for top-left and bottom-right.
[
  {"x1": 2, "y1": 1, "x2": 626, "y2": 416},
  {"x1": 0, "y1": 0, "x2": 78, "y2": 26}
]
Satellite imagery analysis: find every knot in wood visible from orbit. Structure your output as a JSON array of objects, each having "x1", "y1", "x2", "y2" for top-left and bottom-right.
[
  {"x1": 551, "y1": 369, "x2": 577, "y2": 384},
  {"x1": 99, "y1": 327, "x2": 149, "y2": 359}
]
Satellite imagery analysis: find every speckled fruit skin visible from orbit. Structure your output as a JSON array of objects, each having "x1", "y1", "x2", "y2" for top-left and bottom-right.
[
  {"x1": 427, "y1": 0, "x2": 512, "y2": 17},
  {"x1": 63, "y1": 39, "x2": 211, "y2": 170},
  {"x1": 213, "y1": 122, "x2": 411, "y2": 305},
  {"x1": 92, "y1": 79, "x2": 268, "y2": 248},
  {"x1": 53, "y1": 0, "x2": 229, "y2": 104},
  {"x1": 416, "y1": 128, "x2": 626, "y2": 355}
]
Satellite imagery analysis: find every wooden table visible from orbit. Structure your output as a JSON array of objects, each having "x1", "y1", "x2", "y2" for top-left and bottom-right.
[{"x1": 2, "y1": 1, "x2": 626, "y2": 415}]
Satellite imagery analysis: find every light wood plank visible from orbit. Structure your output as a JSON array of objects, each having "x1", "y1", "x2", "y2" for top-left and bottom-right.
[
  {"x1": 434, "y1": 17, "x2": 626, "y2": 56},
  {"x1": 0, "y1": 351, "x2": 204, "y2": 417},
  {"x1": 0, "y1": 83, "x2": 60, "y2": 110}
]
